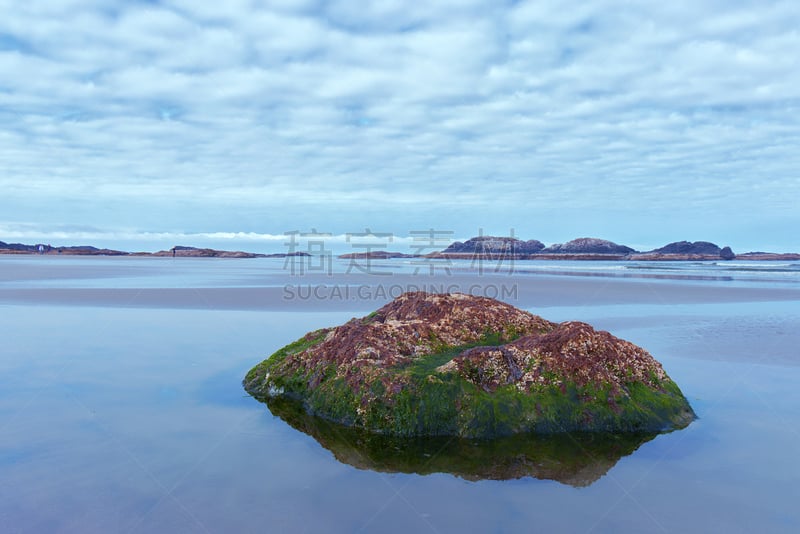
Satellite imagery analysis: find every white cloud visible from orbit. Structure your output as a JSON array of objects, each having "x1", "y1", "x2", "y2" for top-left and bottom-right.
[{"x1": 0, "y1": 0, "x2": 799, "y2": 250}]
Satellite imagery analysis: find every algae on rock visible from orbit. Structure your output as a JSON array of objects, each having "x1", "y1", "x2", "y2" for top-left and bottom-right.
[{"x1": 244, "y1": 292, "x2": 695, "y2": 438}]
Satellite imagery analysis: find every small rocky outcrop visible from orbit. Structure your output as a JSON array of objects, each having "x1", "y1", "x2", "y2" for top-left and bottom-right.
[
  {"x1": 541, "y1": 238, "x2": 636, "y2": 255},
  {"x1": 630, "y1": 241, "x2": 736, "y2": 260},
  {"x1": 719, "y1": 246, "x2": 735, "y2": 260},
  {"x1": 651, "y1": 241, "x2": 721, "y2": 256},
  {"x1": 244, "y1": 292, "x2": 694, "y2": 438},
  {"x1": 651, "y1": 241, "x2": 721, "y2": 255}
]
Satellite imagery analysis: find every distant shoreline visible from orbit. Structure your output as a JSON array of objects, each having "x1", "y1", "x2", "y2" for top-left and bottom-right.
[
  {"x1": 0, "y1": 243, "x2": 311, "y2": 259},
  {"x1": 2, "y1": 239, "x2": 799, "y2": 261}
]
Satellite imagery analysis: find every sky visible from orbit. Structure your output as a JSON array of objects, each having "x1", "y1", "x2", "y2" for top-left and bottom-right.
[{"x1": 1, "y1": 0, "x2": 799, "y2": 253}]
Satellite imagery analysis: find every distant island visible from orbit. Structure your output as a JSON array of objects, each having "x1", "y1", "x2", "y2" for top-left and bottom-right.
[
  {"x1": 347, "y1": 236, "x2": 800, "y2": 261},
  {"x1": 2, "y1": 236, "x2": 798, "y2": 261},
  {"x1": 431, "y1": 236, "x2": 733, "y2": 260}
]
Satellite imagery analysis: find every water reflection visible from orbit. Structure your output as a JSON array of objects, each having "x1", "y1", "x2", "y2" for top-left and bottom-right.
[{"x1": 264, "y1": 397, "x2": 661, "y2": 487}]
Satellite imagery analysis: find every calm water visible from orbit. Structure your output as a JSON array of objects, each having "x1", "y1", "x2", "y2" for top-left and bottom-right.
[{"x1": 1, "y1": 257, "x2": 799, "y2": 532}]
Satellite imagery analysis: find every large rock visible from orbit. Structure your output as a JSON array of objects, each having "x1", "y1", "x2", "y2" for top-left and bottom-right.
[
  {"x1": 541, "y1": 238, "x2": 636, "y2": 254},
  {"x1": 244, "y1": 292, "x2": 694, "y2": 438}
]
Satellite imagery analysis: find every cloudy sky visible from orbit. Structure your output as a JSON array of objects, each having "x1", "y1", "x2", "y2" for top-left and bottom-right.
[{"x1": 1, "y1": 0, "x2": 799, "y2": 252}]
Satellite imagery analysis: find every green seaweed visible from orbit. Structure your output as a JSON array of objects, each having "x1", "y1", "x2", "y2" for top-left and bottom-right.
[
  {"x1": 404, "y1": 329, "x2": 506, "y2": 377},
  {"x1": 244, "y1": 325, "x2": 695, "y2": 438},
  {"x1": 243, "y1": 329, "x2": 329, "y2": 395}
]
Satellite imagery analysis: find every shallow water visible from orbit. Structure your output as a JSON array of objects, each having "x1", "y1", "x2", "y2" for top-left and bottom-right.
[{"x1": 1, "y1": 257, "x2": 799, "y2": 532}]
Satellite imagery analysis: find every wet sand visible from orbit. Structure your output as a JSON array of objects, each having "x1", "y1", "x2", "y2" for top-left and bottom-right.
[{"x1": 1, "y1": 273, "x2": 799, "y2": 311}]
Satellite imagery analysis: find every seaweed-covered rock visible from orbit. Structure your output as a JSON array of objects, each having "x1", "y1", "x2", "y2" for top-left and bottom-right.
[{"x1": 244, "y1": 292, "x2": 694, "y2": 438}]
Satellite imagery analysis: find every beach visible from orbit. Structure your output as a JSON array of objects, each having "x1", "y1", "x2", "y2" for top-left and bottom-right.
[{"x1": 1, "y1": 256, "x2": 799, "y2": 532}]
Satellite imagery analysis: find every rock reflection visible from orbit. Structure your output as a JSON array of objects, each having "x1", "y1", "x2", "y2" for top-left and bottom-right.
[{"x1": 265, "y1": 398, "x2": 661, "y2": 487}]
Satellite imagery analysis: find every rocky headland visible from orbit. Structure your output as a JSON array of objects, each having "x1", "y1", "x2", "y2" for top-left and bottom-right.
[{"x1": 244, "y1": 292, "x2": 695, "y2": 438}]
